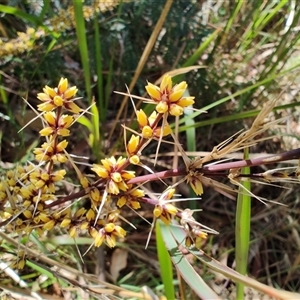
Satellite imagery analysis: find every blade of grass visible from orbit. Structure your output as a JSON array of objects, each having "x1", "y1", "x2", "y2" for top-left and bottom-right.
[
  {"x1": 239, "y1": 1, "x2": 288, "y2": 51},
  {"x1": 0, "y1": 4, "x2": 41, "y2": 26},
  {"x1": 0, "y1": 73, "x2": 8, "y2": 105},
  {"x1": 235, "y1": 147, "x2": 251, "y2": 300},
  {"x1": 156, "y1": 221, "x2": 175, "y2": 300},
  {"x1": 73, "y1": 2, "x2": 101, "y2": 158},
  {"x1": 223, "y1": 0, "x2": 244, "y2": 37},
  {"x1": 72, "y1": 1, "x2": 91, "y2": 102},
  {"x1": 93, "y1": 16, "x2": 104, "y2": 120}
]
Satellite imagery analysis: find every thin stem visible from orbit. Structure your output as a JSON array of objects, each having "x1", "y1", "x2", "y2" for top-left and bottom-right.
[{"x1": 202, "y1": 148, "x2": 300, "y2": 172}]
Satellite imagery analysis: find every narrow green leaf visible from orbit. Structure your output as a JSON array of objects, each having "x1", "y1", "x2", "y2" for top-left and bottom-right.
[
  {"x1": 235, "y1": 148, "x2": 251, "y2": 300},
  {"x1": 0, "y1": 4, "x2": 41, "y2": 26},
  {"x1": 72, "y1": 1, "x2": 92, "y2": 102},
  {"x1": 93, "y1": 17, "x2": 104, "y2": 120},
  {"x1": 156, "y1": 221, "x2": 175, "y2": 300},
  {"x1": 77, "y1": 115, "x2": 93, "y2": 132}
]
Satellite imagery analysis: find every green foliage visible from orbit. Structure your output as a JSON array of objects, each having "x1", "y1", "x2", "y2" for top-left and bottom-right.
[{"x1": 1, "y1": 1, "x2": 300, "y2": 299}]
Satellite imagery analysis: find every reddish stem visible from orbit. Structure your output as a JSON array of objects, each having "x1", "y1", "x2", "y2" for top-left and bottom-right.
[{"x1": 202, "y1": 148, "x2": 300, "y2": 173}]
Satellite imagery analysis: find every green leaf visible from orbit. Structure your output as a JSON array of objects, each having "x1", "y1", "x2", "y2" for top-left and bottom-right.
[
  {"x1": 235, "y1": 148, "x2": 251, "y2": 300},
  {"x1": 156, "y1": 221, "x2": 175, "y2": 299},
  {"x1": 0, "y1": 4, "x2": 41, "y2": 26}
]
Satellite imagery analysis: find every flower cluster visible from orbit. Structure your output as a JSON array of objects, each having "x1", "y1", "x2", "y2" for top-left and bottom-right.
[
  {"x1": 145, "y1": 75, "x2": 195, "y2": 117},
  {"x1": 0, "y1": 75, "x2": 209, "y2": 261}
]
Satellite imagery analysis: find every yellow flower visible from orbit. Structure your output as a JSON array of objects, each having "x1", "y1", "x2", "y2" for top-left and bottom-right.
[
  {"x1": 58, "y1": 77, "x2": 68, "y2": 94},
  {"x1": 91, "y1": 223, "x2": 126, "y2": 248},
  {"x1": 127, "y1": 135, "x2": 140, "y2": 155},
  {"x1": 90, "y1": 187, "x2": 101, "y2": 202},
  {"x1": 40, "y1": 113, "x2": 74, "y2": 136},
  {"x1": 43, "y1": 220, "x2": 56, "y2": 230},
  {"x1": 153, "y1": 188, "x2": 178, "y2": 225},
  {"x1": 186, "y1": 171, "x2": 204, "y2": 195},
  {"x1": 60, "y1": 219, "x2": 71, "y2": 228},
  {"x1": 51, "y1": 170, "x2": 66, "y2": 182},
  {"x1": 33, "y1": 139, "x2": 68, "y2": 163},
  {"x1": 145, "y1": 74, "x2": 195, "y2": 117},
  {"x1": 86, "y1": 208, "x2": 96, "y2": 221},
  {"x1": 145, "y1": 82, "x2": 161, "y2": 101},
  {"x1": 142, "y1": 126, "x2": 153, "y2": 138},
  {"x1": 37, "y1": 78, "x2": 80, "y2": 113},
  {"x1": 80, "y1": 176, "x2": 90, "y2": 189},
  {"x1": 153, "y1": 124, "x2": 172, "y2": 137},
  {"x1": 116, "y1": 187, "x2": 144, "y2": 209},
  {"x1": 169, "y1": 104, "x2": 184, "y2": 116},
  {"x1": 75, "y1": 207, "x2": 86, "y2": 218},
  {"x1": 156, "y1": 101, "x2": 168, "y2": 114},
  {"x1": 129, "y1": 155, "x2": 140, "y2": 165},
  {"x1": 136, "y1": 109, "x2": 148, "y2": 127},
  {"x1": 92, "y1": 156, "x2": 135, "y2": 195}
]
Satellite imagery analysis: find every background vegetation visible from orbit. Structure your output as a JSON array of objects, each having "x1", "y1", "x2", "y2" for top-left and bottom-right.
[{"x1": 1, "y1": 0, "x2": 300, "y2": 299}]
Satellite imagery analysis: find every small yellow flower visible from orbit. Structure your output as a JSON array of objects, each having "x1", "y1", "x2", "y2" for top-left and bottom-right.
[
  {"x1": 86, "y1": 208, "x2": 96, "y2": 221},
  {"x1": 177, "y1": 97, "x2": 195, "y2": 107},
  {"x1": 94, "y1": 231, "x2": 105, "y2": 247},
  {"x1": 127, "y1": 135, "x2": 140, "y2": 155},
  {"x1": 145, "y1": 82, "x2": 161, "y2": 101},
  {"x1": 39, "y1": 127, "x2": 54, "y2": 136},
  {"x1": 186, "y1": 171, "x2": 204, "y2": 195},
  {"x1": 142, "y1": 126, "x2": 153, "y2": 138},
  {"x1": 111, "y1": 172, "x2": 122, "y2": 183},
  {"x1": 43, "y1": 220, "x2": 55, "y2": 230},
  {"x1": 153, "y1": 125, "x2": 172, "y2": 137},
  {"x1": 39, "y1": 213, "x2": 50, "y2": 223},
  {"x1": 145, "y1": 74, "x2": 195, "y2": 117},
  {"x1": 156, "y1": 101, "x2": 168, "y2": 114},
  {"x1": 117, "y1": 196, "x2": 127, "y2": 208},
  {"x1": 90, "y1": 187, "x2": 101, "y2": 202},
  {"x1": 51, "y1": 170, "x2": 66, "y2": 182},
  {"x1": 58, "y1": 77, "x2": 68, "y2": 94},
  {"x1": 153, "y1": 188, "x2": 178, "y2": 225},
  {"x1": 80, "y1": 176, "x2": 90, "y2": 189},
  {"x1": 75, "y1": 207, "x2": 86, "y2": 218},
  {"x1": 169, "y1": 104, "x2": 184, "y2": 116},
  {"x1": 61, "y1": 219, "x2": 71, "y2": 228},
  {"x1": 116, "y1": 187, "x2": 144, "y2": 209},
  {"x1": 136, "y1": 109, "x2": 148, "y2": 127},
  {"x1": 44, "y1": 111, "x2": 56, "y2": 125},
  {"x1": 69, "y1": 226, "x2": 77, "y2": 238},
  {"x1": 56, "y1": 140, "x2": 68, "y2": 152},
  {"x1": 92, "y1": 156, "x2": 135, "y2": 195},
  {"x1": 37, "y1": 78, "x2": 80, "y2": 113},
  {"x1": 153, "y1": 205, "x2": 163, "y2": 218},
  {"x1": 41, "y1": 113, "x2": 74, "y2": 137},
  {"x1": 148, "y1": 111, "x2": 158, "y2": 126},
  {"x1": 23, "y1": 210, "x2": 32, "y2": 219},
  {"x1": 129, "y1": 155, "x2": 140, "y2": 165},
  {"x1": 90, "y1": 223, "x2": 126, "y2": 248},
  {"x1": 33, "y1": 139, "x2": 68, "y2": 163}
]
